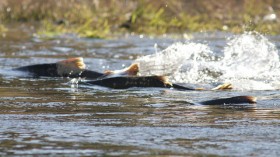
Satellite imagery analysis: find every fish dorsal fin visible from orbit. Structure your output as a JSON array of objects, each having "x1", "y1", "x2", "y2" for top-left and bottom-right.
[
  {"x1": 124, "y1": 63, "x2": 139, "y2": 75},
  {"x1": 243, "y1": 96, "x2": 257, "y2": 103},
  {"x1": 156, "y1": 76, "x2": 173, "y2": 87},
  {"x1": 56, "y1": 57, "x2": 86, "y2": 76},
  {"x1": 104, "y1": 63, "x2": 139, "y2": 76}
]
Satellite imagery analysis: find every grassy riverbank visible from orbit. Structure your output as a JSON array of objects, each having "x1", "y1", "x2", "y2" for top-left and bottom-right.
[{"x1": 0, "y1": 0, "x2": 279, "y2": 38}]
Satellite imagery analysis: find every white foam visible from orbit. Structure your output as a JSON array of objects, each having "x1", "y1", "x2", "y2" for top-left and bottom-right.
[
  {"x1": 134, "y1": 42, "x2": 214, "y2": 77},
  {"x1": 221, "y1": 32, "x2": 279, "y2": 79},
  {"x1": 135, "y1": 32, "x2": 280, "y2": 90}
]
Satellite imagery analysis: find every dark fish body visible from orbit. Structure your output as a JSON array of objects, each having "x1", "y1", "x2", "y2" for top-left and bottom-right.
[
  {"x1": 13, "y1": 57, "x2": 86, "y2": 78},
  {"x1": 172, "y1": 83, "x2": 195, "y2": 90},
  {"x1": 12, "y1": 58, "x2": 138, "y2": 79},
  {"x1": 83, "y1": 75, "x2": 196, "y2": 90},
  {"x1": 199, "y1": 96, "x2": 256, "y2": 105},
  {"x1": 80, "y1": 70, "x2": 104, "y2": 79},
  {"x1": 83, "y1": 76, "x2": 172, "y2": 89},
  {"x1": 14, "y1": 64, "x2": 60, "y2": 77},
  {"x1": 15, "y1": 65, "x2": 105, "y2": 79}
]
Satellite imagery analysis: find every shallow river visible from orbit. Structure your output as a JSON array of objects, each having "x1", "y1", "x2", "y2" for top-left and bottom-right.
[{"x1": 0, "y1": 28, "x2": 280, "y2": 156}]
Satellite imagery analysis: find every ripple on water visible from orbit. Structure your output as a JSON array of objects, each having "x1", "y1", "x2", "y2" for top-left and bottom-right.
[{"x1": 0, "y1": 32, "x2": 280, "y2": 156}]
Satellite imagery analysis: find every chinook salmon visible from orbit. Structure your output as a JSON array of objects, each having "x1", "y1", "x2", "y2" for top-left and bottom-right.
[
  {"x1": 13, "y1": 58, "x2": 256, "y2": 105},
  {"x1": 82, "y1": 77, "x2": 256, "y2": 104},
  {"x1": 14, "y1": 57, "x2": 139, "y2": 79},
  {"x1": 82, "y1": 75, "x2": 232, "y2": 91},
  {"x1": 198, "y1": 96, "x2": 257, "y2": 105},
  {"x1": 14, "y1": 57, "x2": 86, "y2": 77}
]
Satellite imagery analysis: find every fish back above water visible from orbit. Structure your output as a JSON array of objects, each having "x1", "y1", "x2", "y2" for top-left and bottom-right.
[{"x1": 82, "y1": 76, "x2": 172, "y2": 89}]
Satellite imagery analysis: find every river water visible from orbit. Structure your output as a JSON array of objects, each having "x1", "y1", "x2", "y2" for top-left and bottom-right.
[{"x1": 0, "y1": 27, "x2": 280, "y2": 156}]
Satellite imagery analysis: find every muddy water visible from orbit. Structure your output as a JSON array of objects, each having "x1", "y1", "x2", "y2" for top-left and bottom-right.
[{"x1": 0, "y1": 28, "x2": 280, "y2": 156}]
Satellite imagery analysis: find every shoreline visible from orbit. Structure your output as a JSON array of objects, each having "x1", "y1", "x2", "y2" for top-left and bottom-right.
[{"x1": 0, "y1": 0, "x2": 279, "y2": 38}]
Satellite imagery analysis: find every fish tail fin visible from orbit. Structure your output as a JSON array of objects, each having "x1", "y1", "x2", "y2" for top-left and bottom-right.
[
  {"x1": 104, "y1": 63, "x2": 139, "y2": 76},
  {"x1": 212, "y1": 83, "x2": 233, "y2": 90}
]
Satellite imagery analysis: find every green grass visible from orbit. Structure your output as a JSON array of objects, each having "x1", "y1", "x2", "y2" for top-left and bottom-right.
[
  {"x1": 0, "y1": 24, "x2": 7, "y2": 33},
  {"x1": 0, "y1": 0, "x2": 279, "y2": 38}
]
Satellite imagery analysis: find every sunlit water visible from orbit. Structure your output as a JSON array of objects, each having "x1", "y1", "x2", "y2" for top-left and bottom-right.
[{"x1": 0, "y1": 28, "x2": 280, "y2": 156}]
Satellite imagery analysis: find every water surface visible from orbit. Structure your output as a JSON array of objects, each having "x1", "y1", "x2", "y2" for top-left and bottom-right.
[{"x1": 0, "y1": 28, "x2": 280, "y2": 156}]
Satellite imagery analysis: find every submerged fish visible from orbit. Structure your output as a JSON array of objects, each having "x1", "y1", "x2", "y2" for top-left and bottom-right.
[{"x1": 198, "y1": 96, "x2": 257, "y2": 105}]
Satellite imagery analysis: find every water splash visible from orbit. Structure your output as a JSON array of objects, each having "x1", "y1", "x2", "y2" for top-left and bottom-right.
[
  {"x1": 220, "y1": 32, "x2": 280, "y2": 90},
  {"x1": 135, "y1": 32, "x2": 280, "y2": 90},
  {"x1": 221, "y1": 31, "x2": 279, "y2": 79},
  {"x1": 134, "y1": 42, "x2": 214, "y2": 77}
]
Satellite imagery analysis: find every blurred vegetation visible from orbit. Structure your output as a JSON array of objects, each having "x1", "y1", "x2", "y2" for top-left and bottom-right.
[{"x1": 0, "y1": 0, "x2": 279, "y2": 38}]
